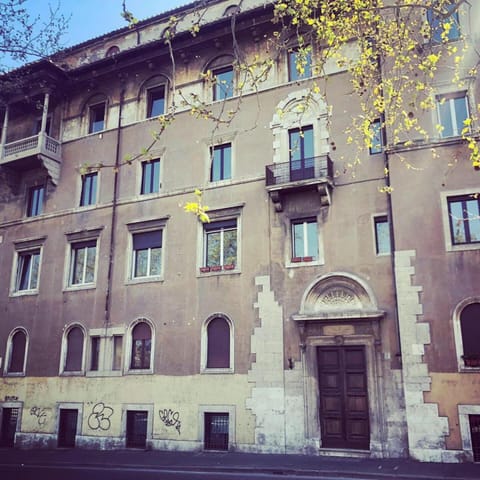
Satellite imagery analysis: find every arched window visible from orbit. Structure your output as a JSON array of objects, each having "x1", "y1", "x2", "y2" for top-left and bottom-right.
[
  {"x1": 205, "y1": 316, "x2": 232, "y2": 369},
  {"x1": 131, "y1": 322, "x2": 152, "y2": 370},
  {"x1": 105, "y1": 45, "x2": 120, "y2": 57},
  {"x1": 64, "y1": 326, "x2": 84, "y2": 372},
  {"x1": 205, "y1": 55, "x2": 235, "y2": 101},
  {"x1": 460, "y1": 303, "x2": 480, "y2": 367},
  {"x1": 6, "y1": 329, "x2": 27, "y2": 374}
]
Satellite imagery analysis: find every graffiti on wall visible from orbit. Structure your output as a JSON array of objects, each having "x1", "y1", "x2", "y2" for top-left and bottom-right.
[
  {"x1": 159, "y1": 408, "x2": 181, "y2": 435},
  {"x1": 30, "y1": 407, "x2": 48, "y2": 426},
  {"x1": 88, "y1": 402, "x2": 114, "y2": 431}
]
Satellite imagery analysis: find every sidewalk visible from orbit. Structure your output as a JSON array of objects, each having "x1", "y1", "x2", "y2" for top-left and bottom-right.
[{"x1": 0, "y1": 448, "x2": 479, "y2": 479}]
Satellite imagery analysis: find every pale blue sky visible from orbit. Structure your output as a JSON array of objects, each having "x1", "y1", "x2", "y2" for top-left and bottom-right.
[{"x1": 29, "y1": 0, "x2": 189, "y2": 49}]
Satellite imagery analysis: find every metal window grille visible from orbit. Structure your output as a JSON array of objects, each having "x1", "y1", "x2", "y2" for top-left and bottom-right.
[{"x1": 204, "y1": 412, "x2": 229, "y2": 450}]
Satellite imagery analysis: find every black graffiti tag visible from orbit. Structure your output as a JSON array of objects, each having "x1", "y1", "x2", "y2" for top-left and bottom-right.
[
  {"x1": 88, "y1": 402, "x2": 114, "y2": 431},
  {"x1": 30, "y1": 407, "x2": 48, "y2": 426},
  {"x1": 159, "y1": 408, "x2": 181, "y2": 435}
]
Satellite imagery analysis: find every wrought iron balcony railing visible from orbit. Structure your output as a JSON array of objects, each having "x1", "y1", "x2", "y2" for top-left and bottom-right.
[{"x1": 265, "y1": 155, "x2": 333, "y2": 187}]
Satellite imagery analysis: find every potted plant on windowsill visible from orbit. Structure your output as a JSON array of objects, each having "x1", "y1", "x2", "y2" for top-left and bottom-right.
[
  {"x1": 462, "y1": 354, "x2": 480, "y2": 367},
  {"x1": 223, "y1": 264, "x2": 235, "y2": 270},
  {"x1": 210, "y1": 265, "x2": 222, "y2": 272},
  {"x1": 200, "y1": 266, "x2": 210, "y2": 273}
]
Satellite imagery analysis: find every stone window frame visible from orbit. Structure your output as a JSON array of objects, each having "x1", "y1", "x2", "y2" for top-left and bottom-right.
[
  {"x1": 79, "y1": 171, "x2": 99, "y2": 208},
  {"x1": 452, "y1": 297, "x2": 480, "y2": 372},
  {"x1": 138, "y1": 74, "x2": 170, "y2": 120},
  {"x1": 126, "y1": 217, "x2": 169, "y2": 285},
  {"x1": 82, "y1": 93, "x2": 109, "y2": 136},
  {"x1": 121, "y1": 403, "x2": 154, "y2": 449},
  {"x1": 458, "y1": 404, "x2": 480, "y2": 462},
  {"x1": 10, "y1": 236, "x2": 46, "y2": 297},
  {"x1": 3, "y1": 327, "x2": 29, "y2": 377},
  {"x1": 200, "y1": 313, "x2": 235, "y2": 374},
  {"x1": 59, "y1": 323, "x2": 87, "y2": 376},
  {"x1": 204, "y1": 54, "x2": 236, "y2": 103},
  {"x1": 125, "y1": 317, "x2": 155, "y2": 375},
  {"x1": 440, "y1": 189, "x2": 480, "y2": 252},
  {"x1": 86, "y1": 326, "x2": 125, "y2": 377},
  {"x1": 372, "y1": 214, "x2": 391, "y2": 256},
  {"x1": 198, "y1": 404, "x2": 236, "y2": 451},
  {"x1": 56, "y1": 402, "x2": 83, "y2": 443},
  {"x1": 138, "y1": 157, "x2": 162, "y2": 196}
]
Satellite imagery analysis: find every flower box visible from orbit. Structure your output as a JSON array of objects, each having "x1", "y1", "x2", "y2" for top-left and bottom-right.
[
  {"x1": 291, "y1": 257, "x2": 302, "y2": 263},
  {"x1": 199, "y1": 267, "x2": 211, "y2": 273},
  {"x1": 210, "y1": 265, "x2": 222, "y2": 272},
  {"x1": 302, "y1": 256, "x2": 313, "y2": 262},
  {"x1": 223, "y1": 264, "x2": 235, "y2": 270},
  {"x1": 463, "y1": 355, "x2": 480, "y2": 367}
]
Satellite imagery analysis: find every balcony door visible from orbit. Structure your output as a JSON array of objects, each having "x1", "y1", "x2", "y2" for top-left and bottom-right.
[{"x1": 289, "y1": 126, "x2": 314, "y2": 181}]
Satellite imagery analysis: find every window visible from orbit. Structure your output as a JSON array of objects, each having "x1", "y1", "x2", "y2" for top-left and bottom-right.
[
  {"x1": 27, "y1": 185, "x2": 44, "y2": 217},
  {"x1": 147, "y1": 86, "x2": 165, "y2": 118},
  {"x1": 5, "y1": 329, "x2": 27, "y2": 374},
  {"x1": 131, "y1": 230, "x2": 162, "y2": 279},
  {"x1": 288, "y1": 46, "x2": 312, "y2": 81},
  {"x1": 374, "y1": 215, "x2": 391, "y2": 255},
  {"x1": 369, "y1": 118, "x2": 384, "y2": 154},
  {"x1": 289, "y1": 126, "x2": 314, "y2": 181},
  {"x1": 427, "y1": 3, "x2": 460, "y2": 43},
  {"x1": 459, "y1": 303, "x2": 480, "y2": 367},
  {"x1": 112, "y1": 335, "x2": 123, "y2": 371},
  {"x1": 448, "y1": 195, "x2": 480, "y2": 245},
  {"x1": 204, "y1": 413, "x2": 229, "y2": 450},
  {"x1": 15, "y1": 249, "x2": 40, "y2": 292},
  {"x1": 64, "y1": 326, "x2": 84, "y2": 372},
  {"x1": 90, "y1": 336, "x2": 100, "y2": 371},
  {"x1": 80, "y1": 172, "x2": 98, "y2": 207},
  {"x1": 130, "y1": 322, "x2": 152, "y2": 370},
  {"x1": 69, "y1": 240, "x2": 97, "y2": 286},
  {"x1": 213, "y1": 66, "x2": 234, "y2": 101},
  {"x1": 89, "y1": 103, "x2": 105, "y2": 133},
  {"x1": 126, "y1": 411, "x2": 148, "y2": 448},
  {"x1": 436, "y1": 93, "x2": 469, "y2": 138},
  {"x1": 140, "y1": 159, "x2": 160, "y2": 194},
  {"x1": 206, "y1": 317, "x2": 231, "y2": 369},
  {"x1": 204, "y1": 219, "x2": 237, "y2": 269},
  {"x1": 291, "y1": 218, "x2": 318, "y2": 261},
  {"x1": 210, "y1": 143, "x2": 232, "y2": 182}
]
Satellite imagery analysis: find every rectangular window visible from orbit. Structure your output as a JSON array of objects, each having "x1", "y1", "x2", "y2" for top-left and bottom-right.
[
  {"x1": 374, "y1": 215, "x2": 391, "y2": 255},
  {"x1": 132, "y1": 230, "x2": 162, "y2": 278},
  {"x1": 427, "y1": 3, "x2": 460, "y2": 43},
  {"x1": 370, "y1": 118, "x2": 384, "y2": 154},
  {"x1": 27, "y1": 185, "x2": 44, "y2": 217},
  {"x1": 112, "y1": 335, "x2": 123, "y2": 371},
  {"x1": 289, "y1": 126, "x2": 314, "y2": 181},
  {"x1": 204, "y1": 219, "x2": 237, "y2": 268},
  {"x1": 89, "y1": 103, "x2": 105, "y2": 133},
  {"x1": 140, "y1": 159, "x2": 160, "y2": 194},
  {"x1": 213, "y1": 66, "x2": 234, "y2": 101},
  {"x1": 70, "y1": 240, "x2": 97, "y2": 286},
  {"x1": 147, "y1": 86, "x2": 165, "y2": 118},
  {"x1": 288, "y1": 47, "x2": 312, "y2": 81},
  {"x1": 15, "y1": 249, "x2": 41, "y2": 292},
  {"x1": 204, "y1": 413, "x2": 229, "y2": 450},
  {"x1": 90, "y1": 336, "x2": 100, "y2": 371},
  {"x1": 126, "y1": 411, "x2": 148, "y2": 449},
  {"x1": 448, "y1": 195, "x2": 480, "y2": 245},
  {"x1": 436, "y1": 93, "x2": 468, "y2": 138},
  {"x1": 210, "y1": 143, "x2": 232, "y2": 182},
  {"x1": 80, "y1": 172, "x2": 98, "y2": 206},
  {"x1": 292, "y1": 218, "x2": 318, "y2": 261}
]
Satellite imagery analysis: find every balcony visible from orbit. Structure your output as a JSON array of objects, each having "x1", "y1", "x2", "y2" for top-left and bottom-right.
[
  {"x1": 1, "y1": 133, "x2": 62, "y2": 184},
  {"x1": 265, "y1": 155, "x2": 333, "y2": 211}
]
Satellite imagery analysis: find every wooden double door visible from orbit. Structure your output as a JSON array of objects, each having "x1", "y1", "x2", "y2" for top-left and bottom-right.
[{"x1": 317, "y1": 346, "x2": 370, "y2": 450}]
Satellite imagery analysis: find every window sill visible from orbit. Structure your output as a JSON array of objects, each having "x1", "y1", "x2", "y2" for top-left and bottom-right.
[
  {"x1": 198, "y1": 266, "x2": 239, "y2": 277},
  {"x1": 287, "y1": 259, "x2": 322, "y2": 268},
  {"x1": 60, "y1": 371, "x2": 85, "y2": 376},
  {"x1": 446, "y1": 242, "x2": 480, "y2": 253},
  {"x1": 201, "y1": 368, "x2": 234, "y2": 374},
  {"x1": 4, "y1": 372, "x2": 25, "y2": 377},
  {"x1": 64, "y1": 283, "x2": 96, "y2": 292},
  {"x1": 10, "y1": 289, "x2": 39, "y2": 297},
  {"x1": 126, "y1": 369, "x2": 153, "y2": 375},
  {"x1": 459, "y1": 367, "x2": 480, "y2": 373},
  {"x1": 376, "y1": 252, "x2": 391, "y2": 257},
  {"x1": 86, "y1": 370, "x2": 123, "y2": 377},
  {"x1": 126, "y1": 276, "x2": 164, "y2": 286}
]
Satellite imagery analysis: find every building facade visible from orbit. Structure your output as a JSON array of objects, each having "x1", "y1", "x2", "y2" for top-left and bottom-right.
[{"x1": 0, "y1": 0, "x2": 478, "y2": 462}]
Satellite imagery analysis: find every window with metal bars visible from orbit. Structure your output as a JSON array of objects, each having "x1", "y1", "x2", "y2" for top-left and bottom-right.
[{"x1": 204, "y1": 413, "x2": 229, "y2": 450}]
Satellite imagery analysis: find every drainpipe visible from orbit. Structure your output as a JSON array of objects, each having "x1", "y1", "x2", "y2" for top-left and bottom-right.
[{"x1": 104, "y1": 85, "x2": 125, "y2": 330}]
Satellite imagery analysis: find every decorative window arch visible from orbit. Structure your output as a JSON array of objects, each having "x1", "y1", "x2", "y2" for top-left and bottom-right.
[
  {"x1": 127, "y1": 318, "x2": 154, "y2": 373},
  {"x1": 105, "y1": 45, "x2": 120, "y2": 57},
  {"x1": 201, "y1": 314, "x2": 234, "y2": 372},
  {"x1": 139, "y1": 75, "x2": 170, "y2": 119},
  {"x1": 60, "y1": 324, "x2": 86, "y2": 374},
  {"x1": 204, "y1": 55, "x2": 235, "y2": 101},
  {"x1": 4, "y1": 328, "x2": 28, "y2": 375},
  {"x1": 453, "y1": 298, "x2": 480, "y2": 370},
  {"x1": 82, "y1": 93, "x2": 109, "y2": 134}
]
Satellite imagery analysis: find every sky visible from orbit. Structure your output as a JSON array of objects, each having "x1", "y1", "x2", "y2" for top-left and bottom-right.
[{"x1": 28, "y1": 0, "x2": 189, "y2": 49}]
